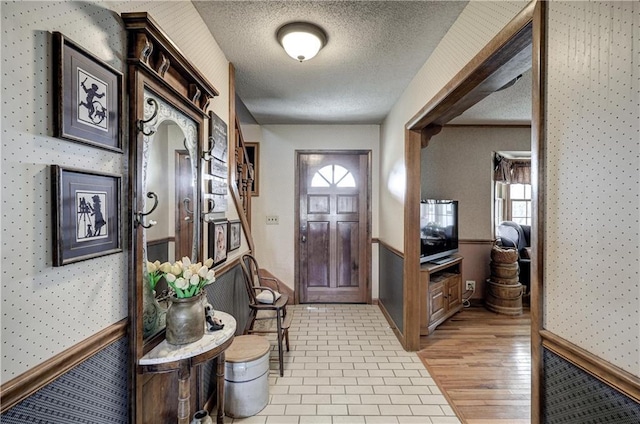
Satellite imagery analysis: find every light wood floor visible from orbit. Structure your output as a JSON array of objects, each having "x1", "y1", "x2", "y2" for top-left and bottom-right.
[{"x1": 418, "y1": 306, "x2": 531, "y2": 424}]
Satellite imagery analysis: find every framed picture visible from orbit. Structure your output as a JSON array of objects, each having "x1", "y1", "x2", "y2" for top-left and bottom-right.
[
  {"x1": 228, "y1": 220, "x2": 241, "y2": 251},
  {"x1": 245, "y1": 142, "x2": 260, "y2": 196},
  {"x1": 207, "y1": 111, "x2": 228, "y2": 162},
  {"x1": 209, "y1": 157, "x2": 228, "y2": 179},
  {"x1": 209, "y1": 219, "x2": 228, "y2": 266},
  {"x1": 53, "y1": 32, "x2": 123, "y2": 153},
  {"x1": 51, "y1": 165, "x2": 122, "y2": 266}
]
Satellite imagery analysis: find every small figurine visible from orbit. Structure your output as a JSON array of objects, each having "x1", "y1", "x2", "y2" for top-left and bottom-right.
[{"x1": 204, "y1": 301, "x2": 224, "y2": 331}]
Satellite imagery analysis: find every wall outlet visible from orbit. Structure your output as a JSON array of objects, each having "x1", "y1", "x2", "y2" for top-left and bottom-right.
[
  {"x1": 466, "y1": 280, "x2": 476, "y2": 291},
  {"x1": 266, "y1": 215, "x2": 279, "y2": 225}
]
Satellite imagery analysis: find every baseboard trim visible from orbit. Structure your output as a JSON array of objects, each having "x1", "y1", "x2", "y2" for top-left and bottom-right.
[
  {"x1": 0, "y1": 318, "x2": 128, "y2": 413},
  {"x1": 540, "y1": 329, "x2": 640, "y2": 403}
]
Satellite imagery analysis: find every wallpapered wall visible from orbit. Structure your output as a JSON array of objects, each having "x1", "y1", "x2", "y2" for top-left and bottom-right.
[
  {"x1": 1, "y1": 0, "x2": 232, "y2": 384},
  {"x1": 544, "y1": 1, "x2": 639, "y2": 376},
  {"x1": 421, "y1": 126, "x2": 531, "y2": 241}
]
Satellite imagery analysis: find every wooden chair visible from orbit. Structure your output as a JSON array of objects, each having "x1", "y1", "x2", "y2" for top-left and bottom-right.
[{"x1": 240, "y1": 254, "x2": 291, "y2": 376}]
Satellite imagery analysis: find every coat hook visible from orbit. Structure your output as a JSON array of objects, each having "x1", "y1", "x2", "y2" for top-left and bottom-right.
[
  {"x1": 202, "y1": 136, "x2": 215, "y2": 159},
  {"x1": 135, "y1": 192, "x2": 158, "y2": 228},
  {"x1": 137, "y1": 98, "x2": 159, "y2": 136},
  {"x1": 202, "y1": 198, "x2": 216, "y2": 221},
  {"x1": 183, "y1": 197, "x2": 194, "y2": 216}
]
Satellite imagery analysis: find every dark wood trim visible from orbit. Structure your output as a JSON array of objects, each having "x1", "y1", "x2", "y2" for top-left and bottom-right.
[
  {"x1": 228, "y1": 63, "x2": 255, "y2": 253},
  {"x1": 540, "y1": 330, "x2": 640, "y2": 403},
  {"x1": 121, "y1": 12, "x2": 219, "y2": 113},
  {"x1": 214, "y1": 255, "x2": 241, "y2": 277},
  {"x1": 407, "y1": 1, "x2": 535, "y2": 130},
  {"x1": 530, "y1": 2, "x2": 546, "y2": 422},
  {"x1": 445, "y1": 124, "x2": 532, "y2": 128},
  {"x1": 147, "y1": 236, "x2": 176, "y2": 246},
  {"x1": 459, "y1": 239, "x2": 494, "y2": 245},
  {"x1": 0, "y1": 319, "x2": 128, "y2": 413},
  {"x1": 421, "y1": 125, "x2": 443, "y2": 148},
  {"x1": 377, "y1": 238, "x2": 404, "y2": 259},
  {"x1": 403, "y1": 128, "x2": 422, "y2": 351}
]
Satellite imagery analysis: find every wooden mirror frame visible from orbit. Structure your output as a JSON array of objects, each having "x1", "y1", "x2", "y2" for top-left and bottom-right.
[{"x1": 122, "y1": 13, "x2": 219, "y2": 423}]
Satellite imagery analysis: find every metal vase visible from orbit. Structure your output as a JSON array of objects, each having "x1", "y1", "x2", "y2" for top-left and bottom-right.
[
  {"x1": 191, "y1": 410, "x2": 213, "y2": 424},
  {"x1": 166, "y1": 292, "x2": 205, "y2": 345}
]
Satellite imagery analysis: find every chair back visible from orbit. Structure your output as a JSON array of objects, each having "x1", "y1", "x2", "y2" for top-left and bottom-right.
[{"x1": 240, "y1": 254, "x2": 261, "y2": 305}]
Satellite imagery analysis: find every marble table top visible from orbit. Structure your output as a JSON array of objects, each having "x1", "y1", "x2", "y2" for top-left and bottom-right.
[{"x1": 140, "y1": 310, "x2": 236, "y2": 366}]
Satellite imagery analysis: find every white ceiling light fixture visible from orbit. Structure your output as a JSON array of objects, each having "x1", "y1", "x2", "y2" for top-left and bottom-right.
[{"x1": 277, "y1": 22, "x2": 327, "y2": 62}]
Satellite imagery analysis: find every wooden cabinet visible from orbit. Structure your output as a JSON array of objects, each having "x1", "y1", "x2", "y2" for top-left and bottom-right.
[{"x1": 420, "y1": 256, "x2": 463, "y2": 335}]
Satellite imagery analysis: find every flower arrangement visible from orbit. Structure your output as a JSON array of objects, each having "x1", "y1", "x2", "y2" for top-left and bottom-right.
[{"x1": 146, "y1": 257, "x2": 216, "y2": 299}]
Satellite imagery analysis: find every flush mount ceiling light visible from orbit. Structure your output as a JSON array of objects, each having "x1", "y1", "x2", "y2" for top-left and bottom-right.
[{"x1": 277, "y1": 22, "x2": 327, "y2": 62}]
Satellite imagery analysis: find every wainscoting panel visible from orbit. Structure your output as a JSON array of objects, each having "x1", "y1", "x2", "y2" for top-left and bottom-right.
[
  {"x1": 201, "y1": 263, "x2": 250, "y2": 404},
  {"x1": 378, "y1": 244, "x2": 404, "y2": 333},
  {"x1": 0, "y1": 337, "x2": 129, "y2": 423},
  {"x1": 543, "y1": 349, "x2": 640, "y2": 423}
]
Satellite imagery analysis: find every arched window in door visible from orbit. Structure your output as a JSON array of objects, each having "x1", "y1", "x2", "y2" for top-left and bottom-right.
[{"x1": 310, "y1": 164, "x2": 356, "y2": 188}]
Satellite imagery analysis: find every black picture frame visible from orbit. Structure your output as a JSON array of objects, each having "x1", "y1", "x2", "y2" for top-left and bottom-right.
[
  {"x1": 53, "y1": 32, "x2": 123, "y2": 153},
  {"x1": 51, "y1": 165, "x2": 122, "y2": 266},
  {"x1": 209, "y1": 219, "x2": 228, "y2": 266},
  {"x1": 228, "y1": 220, "x2": 241, "y2": 251}
]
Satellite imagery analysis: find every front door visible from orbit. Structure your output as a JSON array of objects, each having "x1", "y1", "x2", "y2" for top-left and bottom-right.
[{"x1": 297, "y1": 151, "x2": 371, "y2": 303}]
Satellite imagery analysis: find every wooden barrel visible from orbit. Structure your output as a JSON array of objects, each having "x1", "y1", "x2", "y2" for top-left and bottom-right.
[
  {"x1": 490, "y1": 245, "x2": 518, "y2": 264},
  {"x1": 490, "y1": 275, "x2": 520, "y2": 285},
  {"x1": 490, "y1": 262, "x2": 519, "y2": 279},
  {"x1": 485, "y1": 279, "x2": 523, "y2": 315}
]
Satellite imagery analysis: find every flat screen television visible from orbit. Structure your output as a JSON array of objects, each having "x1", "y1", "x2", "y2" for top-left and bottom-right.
[{"x1": 420, "y1": 199, "x2": 459, "y2": 264}]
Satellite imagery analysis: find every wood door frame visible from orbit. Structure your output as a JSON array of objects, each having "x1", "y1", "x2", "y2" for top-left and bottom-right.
[
  {"x1": 402, "y1": 1, "x2": 545, "y2": 421},
  {"x1": 295, "y1": 150, "x2": 373, "y2": 305},
  {"x1": 175, "y1": 149, "x2": 192, "y2": 261}
]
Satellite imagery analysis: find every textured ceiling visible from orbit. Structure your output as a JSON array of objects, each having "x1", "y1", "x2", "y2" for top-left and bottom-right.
[{"x1": 193, "y1": 1, "x2": 531, "y2": 125}]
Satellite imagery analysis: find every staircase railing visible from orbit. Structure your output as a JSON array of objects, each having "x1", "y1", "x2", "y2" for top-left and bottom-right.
[{"x1": 233, "y1": 116, "x2": 254, "y2": 227}]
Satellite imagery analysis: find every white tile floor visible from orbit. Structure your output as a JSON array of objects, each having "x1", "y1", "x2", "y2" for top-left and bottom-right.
[{"x1": 228, "y1": 304, "x2": 460, "y2": 424}]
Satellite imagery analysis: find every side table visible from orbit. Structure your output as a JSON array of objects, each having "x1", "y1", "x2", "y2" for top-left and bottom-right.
[{"x1": 139, "y1": 311, "x2": 236, "y2": 424}]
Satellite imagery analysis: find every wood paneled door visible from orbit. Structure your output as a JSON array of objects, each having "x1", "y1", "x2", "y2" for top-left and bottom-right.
[{"x1": 296, "y1": 151, "x2": 371, "y2": 303}]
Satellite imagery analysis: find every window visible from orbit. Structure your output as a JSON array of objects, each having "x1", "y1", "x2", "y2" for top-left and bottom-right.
[
  {"x1": 494, "y1": 182, "x2": 532, "y2": 232},
  {"x1": 311, "y1": 164, "x2": 356, "y2": 188}
]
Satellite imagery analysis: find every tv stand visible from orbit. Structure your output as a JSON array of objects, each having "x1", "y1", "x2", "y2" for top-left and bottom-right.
[{"x1": 420, "y1": 255, "x2": 463, "y2": 336}]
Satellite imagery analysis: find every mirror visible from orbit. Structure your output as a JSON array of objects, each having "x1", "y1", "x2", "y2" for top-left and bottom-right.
[{"x1": 140, "y1": 91, "x2": 200, "y2": 340}]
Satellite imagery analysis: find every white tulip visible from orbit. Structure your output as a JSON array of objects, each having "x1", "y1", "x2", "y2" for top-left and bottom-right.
[
  {"x1": 205, "y1": 270, "x2": 216, "y2": 283},
  {"x1": 204, "y1": 258, "x2": 214, "y2": 268},
  {"x1": 165, "y1": 273, "x2": 177, "y2": 283},
  {"x1": 198, "y1": 266, "x2": 208, "y2": 279},
  {"x1": 171, "y1": 264, "x2": 182, "y2": 275},
  {"x1": 182, "y1": 257, "x2": 191, "y2": 267},
  {"x1": 190, "y1": 274, "x2": 200, "y2": 286},
  {"x1": 183, "y1": 269, "x2": 193, "y2": 280},
  {"x1": 174, "y1": 277, "x2": 189, "y2": 289},
  {"x1": 147, "y1": 261, "x2": 157, "y2": 273},
  {"x1": 159, "y1": 262, "x2": 172, "y2": 273}
]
